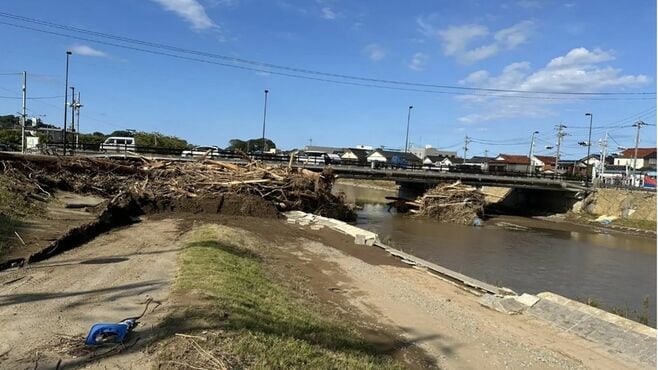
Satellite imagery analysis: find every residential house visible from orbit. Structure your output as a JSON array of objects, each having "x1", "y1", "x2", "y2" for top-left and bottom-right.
[
  {"x1": 410, "y1": 145, "x2": 458, "y2": 160},
  {"x1": 462, "y1": 156, "x2": 492, "y2": 171},
  {"x1": 422, "y1": 155, "x2": 456, "y2": 170},
  {"x1": 613, "y1": 148, "x2": 657, "y2": 169},
  {"x1": 557, "y1": 160, "x2": 587, "y2": 177},
  {"x1": 531, "y1": 155, "x2": 557, "y2": 173},
  {"x1": 341, "y1": 148, "x2": 370, "y2": 165},
  {"x1": 489, "y1": 154, "x2": 531, "y2": 173},
  {"x1": 367, "y1": 149, "x2": 422, "y2": 167},
  {"x1": 303, "y1": 145, "x2": 345, "y2": 156}
]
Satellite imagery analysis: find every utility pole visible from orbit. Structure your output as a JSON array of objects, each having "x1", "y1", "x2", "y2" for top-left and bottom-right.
[
  {"x1": 462, "y1": 135, "x2": 470, "y2": 164},
  {"x1": 554, "y1": 124, "x2": 567, "y2": 177},
  {"x1": 75, "y1": 92, "x2": 82, "y2": 149},
  {"x1": 21, "y1": 71, "x2": 26, "y2": 154},
  {"x1": 404, "y1": 105, "x2": 413, "y2": 153},
  {"x1": 584, "y1": 113, "x2": 593, "y2": 188},
  {"x1": 631, "y1": 121, "x2": 646, "y2": 179},
  {"x1": 598, "y1": 131, "x2": 608, "y2": 180},
  {"x1": 70, "y1": 86, "x2": 75, "y2": 155},
  {"x1": 528, "y1": 130, "x2": 539, "y2": 174},
  {"x1": 261, "y1": 89, "x2": 269, "y2": 153}
]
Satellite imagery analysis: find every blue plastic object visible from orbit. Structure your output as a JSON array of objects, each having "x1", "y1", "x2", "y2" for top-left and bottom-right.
[{"x1": 85, "y1": 319, "x2": 137, "y2": 346}]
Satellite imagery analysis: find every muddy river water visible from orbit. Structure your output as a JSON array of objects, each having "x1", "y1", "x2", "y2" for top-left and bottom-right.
[{"x1": 334, "y1": 183, "x2": 657, "y2": 327}]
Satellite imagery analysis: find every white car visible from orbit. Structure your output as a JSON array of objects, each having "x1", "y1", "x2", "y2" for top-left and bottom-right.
[
  {"x1": 100, "y1": 137, "x2": 136, "y2": 152},
  {"x1": 181, "y1": 146, "x2": 221, "y2": 158}
]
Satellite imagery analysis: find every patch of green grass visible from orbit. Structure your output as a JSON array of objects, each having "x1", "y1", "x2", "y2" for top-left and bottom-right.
[
  {"x1": 610, "y1": 218, "x2": 657, "y2": 231},
  {"x1": 167, "y1": 227, "x2": 403, "y2": 369}
]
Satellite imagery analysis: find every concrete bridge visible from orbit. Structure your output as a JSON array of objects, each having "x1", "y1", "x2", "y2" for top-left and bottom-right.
[{"x1": 299, "y1": 164, "x2": 589, "y2": 192}]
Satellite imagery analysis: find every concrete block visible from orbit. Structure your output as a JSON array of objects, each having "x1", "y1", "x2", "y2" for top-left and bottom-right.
[
  {"x1": 354, "y1": 234, "x2": 366, "y2": 245},
  {"x1": 516, "y1": 293, "x2": 540, "y2": 307},
  {"x1": 479, "y1": 294, "x2": 526, "y2": 315}
]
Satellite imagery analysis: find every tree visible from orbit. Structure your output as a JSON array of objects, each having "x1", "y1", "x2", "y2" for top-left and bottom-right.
[
  {"x1": 135, "y1": 131, "x2": 189, "y2": 149},
  {"x1": 226, "y1": 138, "x2": 276, "y2": 153},
  {"x1": 0, "y1": 115, "x2": 19, "y2": 129},
  {"x1": 109, "y1": 130, "x2": 133, "y2": 137},
  {"x1": 0, "y1": 129, "x2": 21, "y2": 145}
]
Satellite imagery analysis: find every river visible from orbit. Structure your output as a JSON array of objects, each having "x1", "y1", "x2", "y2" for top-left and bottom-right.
[{"x1": 334, "y1": 182, "x2": 657, "y2": 327}]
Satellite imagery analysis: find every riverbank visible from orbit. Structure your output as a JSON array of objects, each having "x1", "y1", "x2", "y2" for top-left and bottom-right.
[{"x1": 1, "y1": 208, "x2": 655, "y2": 368}]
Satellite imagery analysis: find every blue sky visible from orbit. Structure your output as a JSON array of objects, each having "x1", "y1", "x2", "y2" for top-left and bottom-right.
[{"x1": 0, "y1": 0, "x2": 655, "y2": 158}]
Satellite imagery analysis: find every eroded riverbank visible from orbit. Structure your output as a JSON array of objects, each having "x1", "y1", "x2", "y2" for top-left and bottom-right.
[{"x1": 334, "y1": 182, "x2": 657, "y2": 327}]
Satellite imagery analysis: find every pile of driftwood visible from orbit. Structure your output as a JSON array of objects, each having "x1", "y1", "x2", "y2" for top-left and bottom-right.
[
  {"x1": 0, "y1": 154, "x2": 355, "y2": 221},
  {"x1": 413, "y1": 182, "x2": 485, "y2": 224}
]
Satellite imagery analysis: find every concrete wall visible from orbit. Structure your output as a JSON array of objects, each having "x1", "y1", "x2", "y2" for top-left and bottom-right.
[{"x1": 581, "y1": 188, "x2": 656, "y2": 221}]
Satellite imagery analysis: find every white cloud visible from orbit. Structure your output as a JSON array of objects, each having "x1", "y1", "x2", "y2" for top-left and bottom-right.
[
  {"x1": 363, "y1": 43, "x2": 386, "y2": 61},
  {"x1": 456, "y1": 47, "x2": 650, "y2": 123},
  {"x1": 421, "y1": 20, "x2": 535, "y2": 64},
  {"x1": 321, "y1": 7, "x2": 336, "y2": 20},
  {"x1": 150, "y1": 0, "x2": 217, "y2": 30},
  {"x1": 408, "y1": 52, "x2": 429, "y2": 71},
  {"x1": 438, "y1": 24, "x2": 489, "y2": 56},
  {"x1": 546, "y1": 47, "x2": 614, "y2": 68},
  {"x1": 494, "y1": 20, "x2": 535, "y2": 49},
  {"x1": 69, "y1": 45, "x2": 108, "y2": 58}
]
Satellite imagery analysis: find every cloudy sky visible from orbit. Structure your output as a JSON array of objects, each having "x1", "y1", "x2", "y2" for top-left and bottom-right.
[{"x1": 0, "y1": 0, "x2": 655, "y2": 157}]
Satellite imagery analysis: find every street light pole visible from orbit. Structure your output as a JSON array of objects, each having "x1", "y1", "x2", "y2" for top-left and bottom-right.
[
  {"x1": 585, "y1": 113, "x2": 593, "y2": 188},
  {"x1": 63, "y1": 51, "x2": 72, "y2": 155},
  {"x1": 261, "y1": 89, "x2": 269, "y2": 153},
  {"x1": 404, "y1": 105, "x2": 413, "y2": 153},
  {"x1": 528, "y1": 130, "x2": 539, "y2": 175},
  {"x1": 21, "y1": 71, "x2": 26, "y2": 153}
]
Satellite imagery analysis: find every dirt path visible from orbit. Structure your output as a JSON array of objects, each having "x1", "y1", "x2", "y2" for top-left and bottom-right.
[
  {"x1": 0, "y1": 218, "x2": 183, "y2": 369},
  {"x1": 273, "y1": 228, "x2": 643, "y2": 370}
]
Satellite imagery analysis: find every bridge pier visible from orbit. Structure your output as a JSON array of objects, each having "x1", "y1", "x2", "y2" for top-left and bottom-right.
[{"x1": 396, "y1": 181, "x2": 432, "y2": 200}]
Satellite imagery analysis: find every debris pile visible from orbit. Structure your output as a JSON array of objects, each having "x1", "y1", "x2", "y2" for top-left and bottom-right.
[
  {"x1": 415, "y1": 182, "x2": 485, "y2": 224},
  {"x1": 0, "y1": 154, "x2": 355, "y2": 221}
]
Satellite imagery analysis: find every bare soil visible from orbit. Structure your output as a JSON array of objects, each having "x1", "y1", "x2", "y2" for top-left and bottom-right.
[
  {"x1": 0, "y1": 213, "x2": 646, "y2": 369},
  {"x1": 0, "y1": 218, "x2": 184, "y2": 369}
]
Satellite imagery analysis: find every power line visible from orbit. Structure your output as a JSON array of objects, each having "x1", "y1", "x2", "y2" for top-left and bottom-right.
[
  {"x1": 0, "y1": 12, "x2": 655, "y2": 98},
  {"x1": 0, "y1": 94, "x2": 64, "y2": 100}
]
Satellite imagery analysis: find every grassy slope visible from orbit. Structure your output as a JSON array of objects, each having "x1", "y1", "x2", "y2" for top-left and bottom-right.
[{"x1": 161, "y1": 226, "x2": 403, "y2": 369}]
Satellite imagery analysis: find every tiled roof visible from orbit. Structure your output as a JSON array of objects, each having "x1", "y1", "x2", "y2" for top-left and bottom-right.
[
  {"x1": 619, "y1": 148, "x2": 656, "y2": 159},
  {"x1": 495, "y1": 154, "x2": 530, "y2": 165}
]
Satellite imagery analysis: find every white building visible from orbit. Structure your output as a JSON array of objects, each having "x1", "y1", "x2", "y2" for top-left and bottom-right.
[
  {"x1": 410, "y1": 145, "x2": 458, "y2": 160},
  {"x1": 613, "y1": 148, "x2": 657, "y2": 169}
]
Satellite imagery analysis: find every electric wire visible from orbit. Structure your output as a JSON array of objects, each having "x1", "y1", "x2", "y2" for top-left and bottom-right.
[{"x1": 0, "y1": 12, "x2": 655, "y2": 100}]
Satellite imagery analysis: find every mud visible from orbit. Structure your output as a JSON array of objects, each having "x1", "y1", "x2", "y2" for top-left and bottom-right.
[{"x1": 0, "y1": 192, "x2": 280, "y2": 272}]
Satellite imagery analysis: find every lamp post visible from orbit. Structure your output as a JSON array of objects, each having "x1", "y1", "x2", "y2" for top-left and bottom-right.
[
  {"x1": 63, "y1": 50, "x2": 72, "y2": 155},
  {"x1": 585, "y1": 113, "x2": 593, "y2": 188},
  {"x1": 261, "y1": 89, "x2": 269, "y2": 154},
  {"x1": 528, "y1": 130, "x2": 539, "y2": 175},
  {"x1": 404, "y1": 105, "x2": 413, "y2": 153}
]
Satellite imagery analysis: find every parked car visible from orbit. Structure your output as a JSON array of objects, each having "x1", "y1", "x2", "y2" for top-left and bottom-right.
[
  {"x1": 297, "y1": 151, "x2": 330, "y2": 165},
  {"x1": 181, "y1": 146, "x2": 221, "y2": 158},
  {"x1": 100, "y1": 136, "x2": 136, "y2": 152}
]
